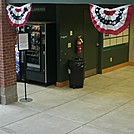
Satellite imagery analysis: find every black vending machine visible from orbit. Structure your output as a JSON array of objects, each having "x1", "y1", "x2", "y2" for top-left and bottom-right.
[{"x1": 17, "y1": 22, "x2": 57, "y2": 86}]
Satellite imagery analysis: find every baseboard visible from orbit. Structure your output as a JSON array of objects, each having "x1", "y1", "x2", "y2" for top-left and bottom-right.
[
  {"x1": 102, "y1": 62, "x2": 129, "y2": 73},
  {"x1": 128, "y1": 62, "x2": 134, "y2": 66},
  {"x1": 85, "y1": 68, "x2": 97, "y2": 77},
  {"x1": 56, "y1": 81, "x2": 69, "y2": 87},
  {"x1": 56, "y1": 62, "x2": 134, "y2": 87}
]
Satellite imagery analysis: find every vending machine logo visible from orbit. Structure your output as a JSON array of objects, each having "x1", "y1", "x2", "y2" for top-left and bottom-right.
[{"x1": 15, "y1": 44, "x2": 20, "y2": 79}]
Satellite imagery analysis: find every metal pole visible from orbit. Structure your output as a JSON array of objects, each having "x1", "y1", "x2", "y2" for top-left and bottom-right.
[
  {"x1": 24, "y1": 80, "x2": 27, "y2": 100},
  {"x1": 24, "y1": 50, "x2": 27, "y2": 100},
  {"x1": 19, "y1": 50, "x2": 33, "y2": 102}
]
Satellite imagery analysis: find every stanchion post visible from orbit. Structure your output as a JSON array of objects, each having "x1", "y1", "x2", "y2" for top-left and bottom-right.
[{"x1": 19, "y1": 50, "x2": 33, "y2": 102}]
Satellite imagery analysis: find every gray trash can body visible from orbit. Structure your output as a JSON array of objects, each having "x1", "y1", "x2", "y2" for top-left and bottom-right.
[{"x1": 68, "y1": 58, "x2": 85, "y2": 88}]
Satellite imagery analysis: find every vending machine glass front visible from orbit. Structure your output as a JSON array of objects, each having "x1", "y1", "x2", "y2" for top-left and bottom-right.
[{"x1": 25, "y1": 25, "x2": 41, "y2": 71}]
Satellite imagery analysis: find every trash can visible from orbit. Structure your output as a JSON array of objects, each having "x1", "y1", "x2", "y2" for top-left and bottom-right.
[{"x1": 68, "y1": 58, "x2": 85, "y2": 88}]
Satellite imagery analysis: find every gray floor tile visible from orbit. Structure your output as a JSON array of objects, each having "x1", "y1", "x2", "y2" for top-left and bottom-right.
[
  {"x1": 79, "y1": 89, "x2": 134, "y2": 108},
  {"x1": 105, "y1": 79, "x2": 134, "y2": 95},
  {"x1": 84, "y1": 74, "x2": 120, "y2": 89},
  {"x1": 17, "y1": 82, "x2": 46, "y2": 98},
  {"x1": 68, "y1": 125, "x2": 119, "y2": 134},
  {"x1": 45, "y1": 99, "x2": 115, "y2": 123},
  {"x1": 46, "y1": 85, "x2": 103, "y2": 99},
  {"x1": 0, "y1": 103, "x2": 39, "y2": 127},
  {"x1": 2, "y1": 113, "x2": 82, "y2": 134},
  {"x1": 1, "y1": 65, "x2": 134, "y2": 134},
  {"x1": 102, "y1": 69, "x2": 134, "y2": 80},
  {"x1": 89, "y1": 100, "x2": 134, "y2": 134},
  {"x1": 0, "y1": 130, "x2": 9, "y2": 134},
  {"x1": 19, "y1": 90, "x2": 72, "y2": 111}
]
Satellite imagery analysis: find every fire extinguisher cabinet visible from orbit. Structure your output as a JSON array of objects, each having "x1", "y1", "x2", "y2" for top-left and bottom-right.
[{"x1": 68, "y1": 58, "x2": 85, "y2": 88}]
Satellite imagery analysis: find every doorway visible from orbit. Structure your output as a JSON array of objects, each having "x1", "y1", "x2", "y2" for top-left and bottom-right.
[{"x1": 83, "y1": 9, "x2": 100, "y2": 77}]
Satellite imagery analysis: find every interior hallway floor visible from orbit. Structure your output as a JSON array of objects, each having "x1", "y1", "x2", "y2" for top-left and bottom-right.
[{"x1": 0, "y1": 66, "x2": 134, "y2": 134}]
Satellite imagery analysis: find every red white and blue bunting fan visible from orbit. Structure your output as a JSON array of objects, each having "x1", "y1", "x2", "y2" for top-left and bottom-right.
[
  {"x1": 90, "y1": 4, "x2": 132, "y2": 35},
  {"x1": 6, "y1": 3, "x2": 32, "y2": 27}
]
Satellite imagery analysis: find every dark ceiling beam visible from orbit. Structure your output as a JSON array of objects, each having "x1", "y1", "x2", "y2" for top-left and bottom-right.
[{"x1": 6, "y1": 0, "x2": 134, "y2": 4}]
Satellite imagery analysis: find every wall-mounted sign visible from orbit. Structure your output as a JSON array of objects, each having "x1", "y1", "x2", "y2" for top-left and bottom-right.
[
  {"x1": 32, "y1": 7, "x2": 46, "y2": 12},
  {"x1": 18, "y1": 33, "x2": 29, "y2": 50},
  {"x1": 60, "y1": 35, "x2": 68, "y2": 39}
]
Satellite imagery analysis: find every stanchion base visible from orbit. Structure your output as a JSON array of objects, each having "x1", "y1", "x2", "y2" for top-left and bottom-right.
[{"x1": 19, "y1": 98, "x2": 33, "y2": 102}]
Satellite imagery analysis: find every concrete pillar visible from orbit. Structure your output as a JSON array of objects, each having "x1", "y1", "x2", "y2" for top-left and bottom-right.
[{"x1": 0, "y1": 0, "x2": 18, "y2": 104}]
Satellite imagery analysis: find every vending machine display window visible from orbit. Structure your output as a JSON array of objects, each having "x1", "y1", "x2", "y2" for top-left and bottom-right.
[{"x1": 25, "y1": 25, "x2": 42, "y2": 71}]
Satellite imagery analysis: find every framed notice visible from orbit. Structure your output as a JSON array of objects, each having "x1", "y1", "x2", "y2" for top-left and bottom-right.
[{"x1": 18, "y1": 33, "x2": 29, "y2": 50}]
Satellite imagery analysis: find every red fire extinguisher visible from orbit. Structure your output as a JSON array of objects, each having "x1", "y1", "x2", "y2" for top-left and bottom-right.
[{"x1": 77, "y1": 36, "x2": 83, "y2": 54}]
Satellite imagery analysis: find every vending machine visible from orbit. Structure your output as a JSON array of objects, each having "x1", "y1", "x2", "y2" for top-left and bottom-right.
[{"x1": 18, "y1": 22, "x2": 57, "y2": 86}]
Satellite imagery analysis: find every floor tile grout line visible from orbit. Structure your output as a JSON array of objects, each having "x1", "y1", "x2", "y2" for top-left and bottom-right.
[
  {"x1": 17, "y1": 73, "x2": 130, "y2": 99},
  {"x1": 10, "y1": 67, "x2": 134, "y2": 133},
  {"x1": 85, "y1": 98, "x2": 134, "y2": 124},
  {"x1": 66, "y1": 123, "x2": 122, "y2": 134},
  {"x1": 0, "y1": 87, "x2": 108, "y2": 130},
  {"x1": 66, "y1": 96, "x2": 134, "y2": 134},
  {"x1": 0, "y1": 90, "x2": 96, "y2": 129},
  {"x1": 37, "y1": 89, "x2": 100, "y2": 112},
  {"x1": 0, "y1": 128, "x2": 14, "y2": 134},
  {"x1": 84, "y1": 125, "x2": 124, "y2": 134},
  {"x1": 87, "y1": 124, "x2": 126, "y2": 134},
  {"x1": 0, "y1": 112, "x2": 42, "y2": 129},
  {"x1": 66, "y1": 98, "x2": 134, "y2": 134},
  {"x1": 14, "y1": 82, "x2": 133, "y2": 131},
  {"x1": 17, "y1": 84, "x2": 92, "y2": 99},
  {"x1": 17, "y1": 87, "x2": 47, "y2": 98}
]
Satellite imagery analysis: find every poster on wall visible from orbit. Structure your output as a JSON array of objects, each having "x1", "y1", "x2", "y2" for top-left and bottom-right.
[{"x1": 18, "y1": 33, "x2": 29, "y2": 50}]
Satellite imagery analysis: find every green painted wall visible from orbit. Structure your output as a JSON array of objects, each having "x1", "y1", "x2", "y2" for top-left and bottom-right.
[
  {"x1": 56, "y1": 5, "x2": 99, "y2": 82},
  {"x1": 83, "y1": 8, "x2": 98, "y2": 71},
  {"x1": 102, "y1": 44, "x2": 129, "y2": 69},
  {"x1": 57, "y1": 5, "x2": 84, "y2": 82}
]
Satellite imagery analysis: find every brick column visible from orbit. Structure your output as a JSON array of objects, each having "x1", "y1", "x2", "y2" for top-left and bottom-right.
[{"x1": 0, "y1": 0, "x2": 18, "y2": 104}]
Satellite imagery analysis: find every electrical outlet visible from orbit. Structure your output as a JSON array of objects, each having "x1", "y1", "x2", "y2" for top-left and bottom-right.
[{"x1": 110, "y1": 57, "x2": 113, "y2": 62}]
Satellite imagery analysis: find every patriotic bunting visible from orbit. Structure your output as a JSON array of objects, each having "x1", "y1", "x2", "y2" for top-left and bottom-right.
[
  {"x1": 6, "y1": 3, "x2": 32, "y2": 27},
  {"x1": 90, "y1": 4, "x2": 132, "y2": 35}
]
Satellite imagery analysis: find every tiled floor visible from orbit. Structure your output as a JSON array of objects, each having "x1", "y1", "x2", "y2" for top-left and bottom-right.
[{"x1": 0, "y1": 66, "x2": 134, "y2": 134}]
